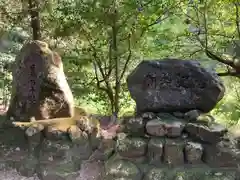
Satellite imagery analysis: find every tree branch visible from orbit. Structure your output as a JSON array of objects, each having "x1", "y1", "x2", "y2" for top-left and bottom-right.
[
  {"x1": 80, "y1": 28, "x2": 108, "y2": 81},
  {"x1": 28, "y1": 0, "x2": 41, "y2": 40},
  {"x1": 140, "y1": 1, "x2": 182, "y2": 37},
  {"x1": 217, "y1": 71, "x2": 240, "y2": 77},
  {"x1": 189, "y1": 49, "x2": 202, "y2": 57},
  {"x1": 106, "y1": 39, "x2": 113, "y2": 78},
  {"x1": 205, "y1": 49, "x2": 235, "y2": 67},
  {"x1": 93, "y1": 62, "x2": 114, "y2": 103},
  {"x1": 203, "y1": 0, "x2": 208, "y2": 48},
  {"x1": 234, "y1": 2, "x2": 240, "y2": 38}
]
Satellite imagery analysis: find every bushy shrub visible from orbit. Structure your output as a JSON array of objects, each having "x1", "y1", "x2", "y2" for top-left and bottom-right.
[{"x1": 211, "y1": 77, "x2": 240, "y2": 126}]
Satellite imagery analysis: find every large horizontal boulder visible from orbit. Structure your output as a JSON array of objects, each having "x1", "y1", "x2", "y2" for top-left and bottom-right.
[
  {"x1": 127, "y1": 59, "x2": 225, "y2": 113},
  {"x1": 7, "y1": 40, "x2": 74, "y2": 121}
]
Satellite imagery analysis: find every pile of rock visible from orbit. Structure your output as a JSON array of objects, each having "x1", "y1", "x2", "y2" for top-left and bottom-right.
[
  {"x1": 102, "y1": 110, "x2": 240, "y2": 180},
  {"x1": 102, "y1": 59, "x2": 240, "y2": 179},
  {"x1": 116, "y1": 110, "x2": 237, "y2": 165},
  {"x1": 4, "y1": 44, "x2": 240, "y2": 180}
]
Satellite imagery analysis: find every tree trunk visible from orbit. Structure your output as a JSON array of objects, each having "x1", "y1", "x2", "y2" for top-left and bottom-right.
[
  {"x1": 112, "y1": 9, "x2": 120, "y2": 117},
  {"x1": 28, "y1": 0, "x2": 41, "y2": 40}
]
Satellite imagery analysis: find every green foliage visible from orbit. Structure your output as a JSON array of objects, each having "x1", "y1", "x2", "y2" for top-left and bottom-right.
[{"x1": 211, "y1": 77, "x2": 240, "y2": 126}]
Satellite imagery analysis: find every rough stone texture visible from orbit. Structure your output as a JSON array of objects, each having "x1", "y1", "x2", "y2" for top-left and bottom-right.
[
  {"x1": 122, "y1": 116, "x2": 145, "y2": 136},
  {"x1": 163, "y1": 139, "x2": 185, "y2": 166},
  {"x1": 147, "y1": 138, "x2": 164, "y2": 165},
  {"x1": 172, "y1": 111, "x2": 185, "y2": 118},
  {"x1": 77, "y1": 160, "x2": 104, "y2": 180},
  {"x1": 141, "y1": 112, "x2": 157, "y2": 120},
  {"x1": 3, "y1": 52, "x2": 240, "y2": 179},
  {"x1": 144, "y1": 167, "x2": 237, "y2": 180},
  {"x1": 17, "y1": 154, "x2": 38, "y2": 177},
  {"x1": 127, "y1": 59, "x2": 225, "y2": 113},
  {"x1": 39, "y1": 162, "x2": 79, "y2": 180},
  {"x1": 185, "y1": 122, "x2": 228, "y2": 143},
  {"x1": 0, "y1": 116, "x2": 239, "y2": 180},
  {"x1": 184, "y1": 141, "x2": 203, "y2": 164},
  {"x1": 184, "y1": 109, "x2": 201, "y2": 122},
  {"x1": 105, "y1": 159, "x2": 142, "y2": 180},
  {"x1": 203, "y1": 140, "x2": 240, "y2": 168},
  {"x1": 89, "y1": 139, "x2": 115, "y2": 161},
  {"x1": 146, "y1": 118, "x2": 166, "y2": 136},
  {"x1": 7, "y1": 40, "x2": 74, "y2": 122},
  {"x1": 68, "y1": 125, "x2": 84, "y2": 143},
  {"x1": 146, "y1": 114, "x2": 185, "y2": 137},
  {"x1": 116, "y1": 135, "x2": 147, "y2": 158},
  {"x1": 144, "y1": 168, "x2": 166, "y2": 180}
]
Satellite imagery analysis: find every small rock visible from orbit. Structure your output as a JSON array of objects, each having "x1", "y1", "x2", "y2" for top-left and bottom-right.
[
  {"x1": 44, "y1": 126, "x2": 68, "y2": 141},
  {"x1": 68, "y1": 125, "x2": 85, "y2": 143},
  {"x1": 89, "y1": 133, "x2": 101, "y2": 151},
  {"x1": 173, "y1": 112, "x2": 185, "y2": 118},
  {"x1": 26, "y1": 130, "x2": 42, "y2": 153},
  {"x1": 197, "y1": 114, "x2": 215, "y2": 122},
  {"x1": 203, "y1": 140, "x2": 240, "y2": 168},
  {"x1": 39, "y1": 140, "x2": 72, "y2": 162},
  {"x1": 146, "y1": 118, "x2": 165, "y2": 137},
  {"x1": 146, "y1": 114, "x2": 185, "y2": 137},
  {"x1": 184, "y1": 142, "x2": 203, "y2": 164},
  {"x1": 163, "y1": 139, "x2": 185, "y2": 166},
  {"x1": 123, "y1": 116, "x2": 145, "y2": 136},
  {"x1": 147, "y1": 138, "x2": 164, "y2": 165},
  {"x1": 144, "y1": 168, "x2": 166, "y2": 180},
  {"x1": 145, "y1": 167, "x2": 237, "y2": 180},
  {"x1": 68, "y1": 131, "x2": 92, "y2": 161},
  {"x1": 116, "y1": 135, "x2": 147, "y2": 158},
  {"x1": 159, "y1": 113, "x2": 186, "y2": 137},
  {"x1": 78, "y1": 160, "x2": 105, "y2": 180},
  {"x1": 110, "y1": 152, "x2": 147, "y2": 164},
  {"x1": 184, "y1": 110, "x2": 201, "y2": 122},
  {"x1": 185, "y1": 122, "x2": 227, "y2": 143},
  {"x1": 25, "y1": 124, "x2": 44, "y2": 137},
  {"x1": 89, "y1": 139, "x2": 115, "y2": 161},
  {"x1": 182, "y1": 133, "x2": 189, "y2": 139},
  {"x1": 105, "y1": 159, "x2": 141, "y2": 179},
  {"x1": 141, "y1": 112, "x2": 157, "y2": 120},
  {"x1": 69, "y1": 143, "x2": 92, "y2": 161},
  {"x1": 39, "y1": 161, "x2": 79, "y2": 180},
  {"x1": 117, "y1": 132, "x2": 128, "y2": 140},
  {"x1": 100, "y1": 124, "x2": 120, "y2": 140}
]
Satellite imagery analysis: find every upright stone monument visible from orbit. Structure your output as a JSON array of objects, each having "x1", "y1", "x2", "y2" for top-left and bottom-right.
[{"x1": 7, "y1": 40, "x2": 74, "y2": 122}]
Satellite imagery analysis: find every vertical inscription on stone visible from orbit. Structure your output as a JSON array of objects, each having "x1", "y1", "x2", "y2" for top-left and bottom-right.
[
  {"x1": 142, "y1": 73, "x2": 156, "y2": 90},
  {"x1": 20, "y1": 53, "x2": 43, "y2": 115}
]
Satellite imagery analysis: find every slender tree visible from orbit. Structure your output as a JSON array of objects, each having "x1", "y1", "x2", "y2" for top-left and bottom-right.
[{"x1": 28, "y1": 0, "x2": 41, "y2": 40}]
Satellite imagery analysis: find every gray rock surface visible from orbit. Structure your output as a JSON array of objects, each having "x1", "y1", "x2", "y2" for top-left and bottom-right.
[
  {"x1": 146, "y1": 114, "x2": 185, "y2": 137},
  {"x1": 127, "y1": 59, "x2": 225, "y2": 113},
  {"x1": 163, "y1": 139, "x2": 185, "y2": 166},
  {"x1": 184, "y1": 142, "x2": 203, "y2": 164},
  {"x1": 185, "y1": 122, "x2": 227, "y2": 143},
  {"x1": 7, "y1": 40, "x2": 74, "y2": 122}
]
